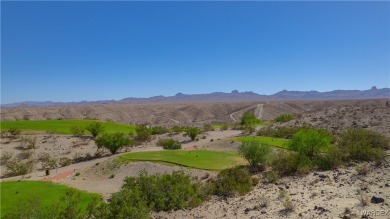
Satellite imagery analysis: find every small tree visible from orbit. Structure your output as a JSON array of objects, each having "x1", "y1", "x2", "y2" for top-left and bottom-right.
[
  {"x1": 239, "y1": 140, "x2": 271, "y2": 170},
  {"x1": 86, "y1": 122, "x2": 104, "y2": 138},
  {"x1": 95, "y1": 132, "x2": 132, "y2": 154},
  {"x1": 289, "y1": 129, "x2": 331, "y2": 158},
  {"x1": 186, "y1": 127, "x2": 201, "y2": 141},
  {"x1": 240, "y1": 113, "x2": 260, "y2": 133}
]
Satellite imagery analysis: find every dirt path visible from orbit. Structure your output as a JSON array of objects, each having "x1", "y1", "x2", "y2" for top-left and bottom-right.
[
  {"x1": 229, "y1": 104, "x2": 263, "y2": 122},
  {"x1": 41, "y1": 170, "x2": 75, "y2": 182},
  {"x1": 254, "y1": 104, "x2": 264, "y2": 119},
  {"x1": 229, "y1": 105, "x2": 257, "y2": 122}
]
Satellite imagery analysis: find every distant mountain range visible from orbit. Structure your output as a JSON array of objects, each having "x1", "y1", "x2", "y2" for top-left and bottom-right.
[{"x1": 2, "y1": 86, "x2": 389, "y2": 108}]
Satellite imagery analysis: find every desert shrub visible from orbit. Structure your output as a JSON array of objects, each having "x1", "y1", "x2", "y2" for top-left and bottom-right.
[
  {"x1": 59, "y1": 157, "x2": 73, "y2": 167},
  {"x1": 135, "y1": 125, "x2": 152, "y2": 142},
  {"x1": 315, "y1": 146, "x2": 343, "y2": 170},
  {"x1": 338, "y1": 128, "x2": 388, "y2": 162},
  {"x1": 150, "y1": 126, "x2": 169, "y2": 135},
  {"x1": 211, "y1": 166, "x2": 255, "y2": 197},
  {"x1": 108, "y1": 189, "x2": 151, "y2": 219},
  {"x1": 95, "y1": 132, "x2": 133, "y2": 154},
  {"x1": 122, "y1": 171, "x2": 207, "y2": 211},
  {"x1": 157, "y1": 138, "x2": 181, "y2": 150},
  {"x1": 0, "y1": 151, "x2": 13, "y2": 165},
  {"x1": 289, "y1": 129, "x2": 332, "y2": 158},
  {"x1": 266, "y1": 170, "x2": 279, "y2": 184},
  {"x1": 279, "y1": 189, "x2": 295, "y2": 213},
  {"x1": 240, "y1": 112, "x2": 261, "y2": 133},
  {"x1": 202, "y1": 124, "x2": 214, "y2": 132},
  {"x1": 21, "y1": 136, "x2": 38, "y2": 149},
  {"x1": 274, "y1": 114, "x2": 295, "y2": 123},
  {"x1": 86, "y1": 122, "x2": 104, "y2": 138},
  {"x1": 238, "y1": 140, "x2": 271, "y2": 171},
  {"x1": 271, "y1": 151, "x2": 313, "y2": 176},
  {"x1": 18, "y1": 150, "x2": 34, "y2": 160},
  {"x1": 39, "y1": 153, "x2": 58, "y2": 170},
  {"x1": 171, "y1": 126, "x2": 185, "y2": 133},
  {"x1": 5, "y1": 159, "x2": 34, "y2": 177},
  {"x1": 70, "y1": 126, "x2": 85, "y2": 137},
  {"x1": 355, "y1": 164, "x2": 370, "y2": 175},
  {"x1": 7, "y1": 128, "x2": 21, "y2": 138},
  {"x1": 186, "y1": 127, "x2": 201, "y2": 141},
  {"x1": 221, "y1": 124, "x2": 229, "y2": 131},
  {"x1": 257, "y1": 125, "x2": 311, "y2": 139}
]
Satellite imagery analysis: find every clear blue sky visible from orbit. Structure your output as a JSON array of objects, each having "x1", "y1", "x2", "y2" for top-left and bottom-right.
[{"x1": 1, "y1": 1, "x2": 389, "y2": 104}]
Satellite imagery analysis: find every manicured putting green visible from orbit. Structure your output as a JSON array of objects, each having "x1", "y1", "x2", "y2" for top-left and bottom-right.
[
  {"x1": 1, "y1": 120, "x2": 136, "y2": 135},
  {"x1": 0, "y1": 181, "x2": 100, "y2": 217},
  {"x1": 119, "y1": 150, "x2": 246, "y2": 171},
  {"x1": 234, "y1": 136, "x2": 291, "y2": 150}
]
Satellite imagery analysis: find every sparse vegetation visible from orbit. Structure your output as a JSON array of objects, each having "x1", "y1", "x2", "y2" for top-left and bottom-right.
[
  {"x1": 0, "y1": 152, "x2": 13, "y2": 165},
  {"x1": 338, "y1": 128, "x2": 388, "y2": 162},
  {"x1": 5, "y1": 159, "x2": 34, "y2": 177},
  {"x1": 7, "y1": 128, "x2": 21, "y2": 138},
  {"x1": 274, "y1": 114, "x2": 295, "y2": 123},
  {"x1": 21, "y1": 135, "x2": 38, "y2": 149}
]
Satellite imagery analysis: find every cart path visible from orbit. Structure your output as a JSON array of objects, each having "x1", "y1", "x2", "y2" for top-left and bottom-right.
[{"x1": 41, "y1": 170, "x2": 75, "y2": 182}]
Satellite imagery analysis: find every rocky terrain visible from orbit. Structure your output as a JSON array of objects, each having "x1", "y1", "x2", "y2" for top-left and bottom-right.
[{"x1": 1, "y1": 99, "x2": 388, "y2": 127}]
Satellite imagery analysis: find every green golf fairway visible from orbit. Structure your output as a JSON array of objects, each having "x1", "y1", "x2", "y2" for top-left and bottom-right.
[
  {"x1": 234, "y1": 136, "x2": 291, "y2": 150},
  {"x1": 1, "y1": 120, "x2": 136, "y2": 135},
  {"x1": 0, "y1": 181, "x2": 100, "y2": 217},
  {"x1": 119, "y1": 150, "x2": 246, "y2": 171}
]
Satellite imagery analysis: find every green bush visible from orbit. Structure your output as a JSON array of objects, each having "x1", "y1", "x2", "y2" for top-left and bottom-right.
[
  {"x1": 70, "y1": 126, "x2": 85, "y2": 137},
  {"x1": 315, "y1": 146, "x2": 343, "y2": 171},
  {"x1": 157, "y1": 138, "x2": 181, "y2": 150},
  {"x1": 5, "y1": 159, "x2": 34, "y2": 177},
  {"x1": 238, "y1": 140, "x2": 271, "y2": 171},
  {"x1": 86, "y1": 122, "x2": 104, "y2": 138},
  {"x1": 240, "y1": 112, "x2": 261, "y2": 133},
  {"x1": 221, "y1": 124, "x2": 229, "y2": 131},
  {"x1": 95, "y1": 132, "x2": 133, "y2": 154},
  {"x1": 274, "y1": 114, "x2": 295, "y2": 123},
  {"x1": 289, "y1": 129, "x2": 332, "y2": 158},
  {"x1": 257, "y1": 125, "x2": 312, "y2": 139},
  {"x1": 202, "y1": 124, "x2": 214, "y2": 132},
  {"x1": 150, "y1": 126, "x2": 169, "y2": 135},
  {"x1": 211, "y1": 166, "x2": 255, "y2": 197},
  {"x1": 266, "y1": 170, "x2": 279, "y2": 184},
  {"x1": 122, "y1": 171, "x2": 207, "y2": 211},
  {"x1": 108, "y1": 189, "x2": 151, "y2": 219},
  {"x1": 135, "y1": 125, "x2": 152, "y2": 142},
  {"x1": 186, "y1": 127, "x2": 201, "y2": 141},
  {"x1": 7, "y1": 128, "x2": 21, "y2": 138},
  {"x1": 271, "y1": 152, "x2": 313, "y2": 176},
  {"x1": 338, "y1": 128, "x2": 389, "y2": 162}
]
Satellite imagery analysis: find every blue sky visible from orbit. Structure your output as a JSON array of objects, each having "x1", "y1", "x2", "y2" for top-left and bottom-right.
[{"x1": 1, "y1": 1, "x2": 389, "y2": 104}]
